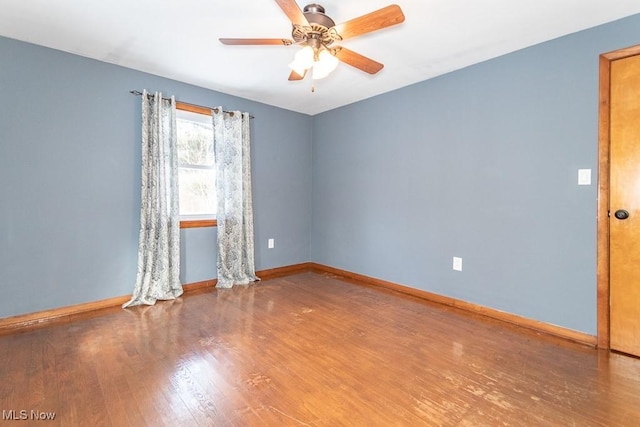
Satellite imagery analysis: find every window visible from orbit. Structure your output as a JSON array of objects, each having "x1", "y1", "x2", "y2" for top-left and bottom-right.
[{"x1": 176, "y1": 103, "x2": 217, "y2": 228}]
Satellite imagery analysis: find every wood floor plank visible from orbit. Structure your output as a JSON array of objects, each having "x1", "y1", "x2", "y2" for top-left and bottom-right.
[{"x1": 1, "y1": 271, "x2": 640, "y2": 426}]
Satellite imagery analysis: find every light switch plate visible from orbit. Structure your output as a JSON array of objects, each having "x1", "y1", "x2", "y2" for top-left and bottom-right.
[
  {"x1": 453, "y1": 257, "x2": 462, "y2": 271},
  {"x1": 578, "y1": 169, "x2": 591, "y2": 186}
]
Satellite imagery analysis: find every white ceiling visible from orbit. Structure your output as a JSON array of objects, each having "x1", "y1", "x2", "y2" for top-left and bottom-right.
[{"x1": 2, "y1": 1, "x2": 639, "y2": 115}]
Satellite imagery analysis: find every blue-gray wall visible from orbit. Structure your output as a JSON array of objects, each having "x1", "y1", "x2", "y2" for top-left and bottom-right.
[
  {"x1": 3, "y1": 14, "x2": 640, "y2": 334},
  {"x1": 0, "y1": 36, "x2": 312, "y2": 318},
  {"x1": 311, "y1": 14, "x2": 640, "y2": 335}
]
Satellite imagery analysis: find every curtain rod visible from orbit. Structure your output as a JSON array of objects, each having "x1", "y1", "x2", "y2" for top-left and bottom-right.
[{"x1": 129, "y1": 90, "x2": 254, "y2": 119}]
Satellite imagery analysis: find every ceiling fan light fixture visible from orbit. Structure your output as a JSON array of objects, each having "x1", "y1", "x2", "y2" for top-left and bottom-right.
[
  {"x1": 288, "y1": 45, "x2": 315, "y2": 76},
  {"x1": 312, "y1": 48, "x2": 339, "y2": 80},
  {"x1": 221, "y1": 3, "x2": 405, "y2": 83},
  {"x1": 220, "y1": 2, "x2": 406, "y2": 83}
]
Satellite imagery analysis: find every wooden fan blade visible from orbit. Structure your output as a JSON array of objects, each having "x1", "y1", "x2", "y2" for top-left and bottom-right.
[
  {"x1": 274, "y1": 0, "x2": 310, "y2": 27},
  {"x1": 288, "y1": 69, "x2": 306, "y2": 81},
  {"x1": 333, "y1": 4, "x2": 405, "y2": 40},
  {"x1": 219, "y1": 38, "x2": 293, "y2": 46},
  {"x1": 334, "y1": 47, "x2": 383, "y2": 74}
]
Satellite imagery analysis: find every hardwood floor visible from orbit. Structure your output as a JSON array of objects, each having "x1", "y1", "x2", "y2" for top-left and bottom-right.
[{"x1": 1, "y1": 271, "x2": 639, "y2": 426}]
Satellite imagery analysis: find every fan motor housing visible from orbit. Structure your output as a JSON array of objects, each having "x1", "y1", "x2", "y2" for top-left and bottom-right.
[{"x1": 292, "y1": 4, "x2": 337, "y2": 45}]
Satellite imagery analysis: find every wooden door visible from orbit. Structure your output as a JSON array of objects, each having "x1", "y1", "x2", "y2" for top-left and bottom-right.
[{"x1": 610, "y1": 53, "x2": 640, "y2": 357}]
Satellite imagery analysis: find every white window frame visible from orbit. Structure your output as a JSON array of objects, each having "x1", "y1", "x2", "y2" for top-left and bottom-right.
[{"x1": 176, "y1": 102, "x2": 217, "y2": 228}]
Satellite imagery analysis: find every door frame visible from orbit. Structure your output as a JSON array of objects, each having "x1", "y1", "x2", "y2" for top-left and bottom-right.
[{"x1": 597, "y1": 43, "x2": 640, "y2": 349}]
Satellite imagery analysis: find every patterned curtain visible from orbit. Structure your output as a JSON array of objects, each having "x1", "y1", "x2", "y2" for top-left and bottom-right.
[
  {"x1": 123, "y1": 90, "x2": 183, "y2": 308},
  {"x1": 213, "y1": 108, "x2": 258, "y2": 288}
]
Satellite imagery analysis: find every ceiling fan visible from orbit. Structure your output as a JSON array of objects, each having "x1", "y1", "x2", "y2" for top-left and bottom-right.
[{"x1": 219, "y1": 1, "x2": 405, "y2": 81}]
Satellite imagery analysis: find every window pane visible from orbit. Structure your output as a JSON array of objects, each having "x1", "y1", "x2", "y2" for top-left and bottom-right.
[
  {"x1": 176, "y1": 108, "x2": 216, "y2": 218},
  {"x1": 176, "y1": 118, "x2": 214, "y2": 167},
  {"x1": 178, "y1": 167, "x2": 216, "y2": 216}
]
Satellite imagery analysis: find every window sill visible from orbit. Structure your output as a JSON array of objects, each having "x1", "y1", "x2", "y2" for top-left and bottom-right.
[{"x1": 180, "y1": 219, "x2": 217, "y2": 229}]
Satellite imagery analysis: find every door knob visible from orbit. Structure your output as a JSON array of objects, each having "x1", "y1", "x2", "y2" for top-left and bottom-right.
[{"x1": 614, "y1": 209, "x2": 630, "y2": 220}]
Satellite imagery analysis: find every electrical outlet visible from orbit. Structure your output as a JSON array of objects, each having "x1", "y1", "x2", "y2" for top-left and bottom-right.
[
  {"x1": 268, "y1": 238, "x2": 275, "y2": 249},
  {"x1": 453, "y1": 257, "x2": 462, "y2": 271}
]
